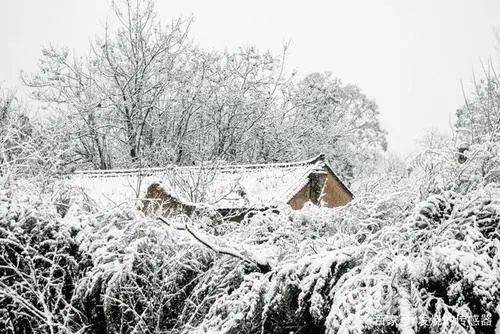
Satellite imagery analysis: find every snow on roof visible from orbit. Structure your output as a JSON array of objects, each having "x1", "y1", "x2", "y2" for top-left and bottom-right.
[{"x1": 68, "y1": 154, "x2": 346, "y2": 210}]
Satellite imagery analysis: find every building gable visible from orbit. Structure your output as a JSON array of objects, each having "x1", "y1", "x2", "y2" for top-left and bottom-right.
[{"x1": 288, "y1": 165, "x2": 352, "y2": 210}]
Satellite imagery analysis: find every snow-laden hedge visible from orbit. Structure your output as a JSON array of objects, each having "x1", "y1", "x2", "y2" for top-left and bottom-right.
[
  {"x1": 0, "y1": 188, "x2": 91, "y2": 333},
  {"x1": 0, "y1": 183, "x2": 499, "y2": 333},
  {"x1": 192, "y1": 187, "x2": 500, "y2": 334}
]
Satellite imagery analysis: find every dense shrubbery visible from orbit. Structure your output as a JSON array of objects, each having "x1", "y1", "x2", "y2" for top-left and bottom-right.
[
  {"x1": 192, "y1": 186, "x2": 500, "y2": 334},
  {"x1": 0, "y1": 188, "x2": 91, "y2": 333},
  {"x1": 1, "y1": 176, "x2": 499, "y2": 333}
]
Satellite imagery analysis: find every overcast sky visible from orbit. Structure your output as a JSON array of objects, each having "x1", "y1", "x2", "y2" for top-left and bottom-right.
[{"x1": 2, "y1": 0, "x2": 500, "y2": 155}]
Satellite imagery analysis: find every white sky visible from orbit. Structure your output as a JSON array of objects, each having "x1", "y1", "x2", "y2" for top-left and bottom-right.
[{"x1": 2, "y1": 0, "x2": 500, "y2": 154}]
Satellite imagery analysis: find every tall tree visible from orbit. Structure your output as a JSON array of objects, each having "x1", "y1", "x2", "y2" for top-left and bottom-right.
[
  {"x1": 139, "y1": 46, "x2": 290, "y2": 166},
  {"x1": 283, "y1": 73, "x2": 387, "y2": 180},
  {"x1": 456, "y1": 61, "x2": 500, "y2": 144},
  {"x1": 454, "y1": 60, "x2": 500, "y2": 187},
  {"x1": 24, "y1": 0, "x2": 192, "y2": 168}
]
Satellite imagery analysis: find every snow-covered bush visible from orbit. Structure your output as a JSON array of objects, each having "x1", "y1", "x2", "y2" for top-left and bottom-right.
[
  {"x1": 1, "y1": 158, "x2": 499, "y2": 334},
  {"x1": 191, "y1": 186, "x2": 500, "y2": 334},
  {"x1": 0, "y1": 183, "x2": 259, "y2": 333},
  {"x1": 0, "y1": 187, "x2": 91, "y2": 333}
]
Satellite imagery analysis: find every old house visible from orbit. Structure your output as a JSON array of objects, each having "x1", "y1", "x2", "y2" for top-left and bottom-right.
[
  {"x1": 69, "y1": 154, "x2": 352, "y2": 219},
  {"x1": 142, "y1": 154, "x2": 353, "y2": 219}
]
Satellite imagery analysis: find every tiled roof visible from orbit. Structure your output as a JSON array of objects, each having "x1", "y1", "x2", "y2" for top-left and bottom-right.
[{"x1": 69, "y1": 154, "x2": 349, "y2": 209}]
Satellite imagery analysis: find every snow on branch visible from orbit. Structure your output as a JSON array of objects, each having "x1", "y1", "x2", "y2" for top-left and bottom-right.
[{"x1": 157, "y1": 216, "x2": 272, "y2": 273}]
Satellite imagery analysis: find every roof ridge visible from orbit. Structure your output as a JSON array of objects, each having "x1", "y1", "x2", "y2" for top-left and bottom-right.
[{"x1": 72, "y1": 154, "x2": 326, "y2": 177}]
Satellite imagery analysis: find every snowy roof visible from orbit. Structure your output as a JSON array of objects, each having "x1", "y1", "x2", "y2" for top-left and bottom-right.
[{"x1": 68, "y1": 154, "x2": 351, "y2": 210}]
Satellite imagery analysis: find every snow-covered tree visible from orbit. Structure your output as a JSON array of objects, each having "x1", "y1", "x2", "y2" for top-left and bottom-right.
[
  {"x1": 24, "y1": 0, "x2": 192, "y2": 169},
  {"x1": 0, "y1": 88, "x2": 71, "y2": 187},
  {"x1": 281, "y1": 72, "x2": 387, "y2": 181}
]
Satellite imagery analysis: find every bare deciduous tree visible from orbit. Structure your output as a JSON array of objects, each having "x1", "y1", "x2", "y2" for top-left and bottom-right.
[{"x1": 24, "y1": 0, "x2": 192, "y2": 169}]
